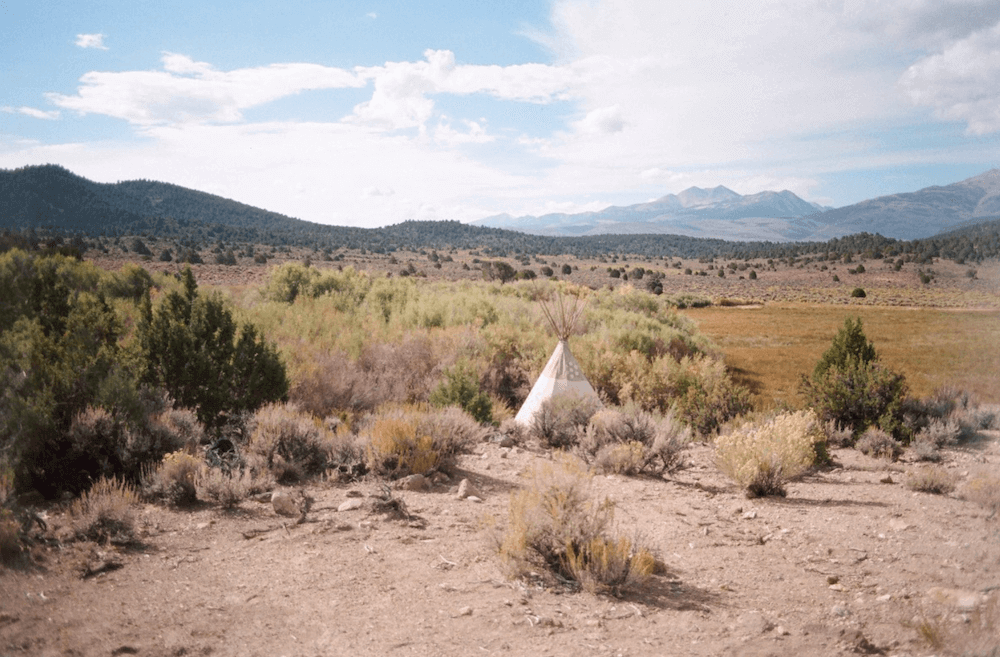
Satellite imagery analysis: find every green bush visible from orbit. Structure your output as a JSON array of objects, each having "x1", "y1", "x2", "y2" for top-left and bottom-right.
[
  {"x1": 139, "y1": 267, "x2": 288, "y2": 430},
  {"x1": 429, "y1": 362, "x2": 493, "y2": 424},
  {"x1": 801, "y1": 317, "x2": 909, "y2": 442}
]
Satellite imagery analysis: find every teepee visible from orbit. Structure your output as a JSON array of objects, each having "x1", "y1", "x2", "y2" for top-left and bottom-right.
[{"x1": 513, "y1": 291, "x2": 602, "y2": 428}]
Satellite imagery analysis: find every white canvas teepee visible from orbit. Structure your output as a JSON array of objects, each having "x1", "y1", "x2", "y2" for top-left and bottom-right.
[{"x1": 513, "y1": 292, "x2": 602, "y2": 428}]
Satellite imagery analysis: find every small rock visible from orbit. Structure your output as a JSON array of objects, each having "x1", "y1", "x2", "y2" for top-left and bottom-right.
[
  {"x1": 498, "y1": 435, "x2": 516, "y2": 448},
  {"x1": 396, "y1": 474, "x2": 429, "y2": 491},
  {"x1": 195, "y1": 521, "x2": 213, "y2": 530},
  {"x1": 880, "y1": 475, "x2": 894, "y2": 484},
  {"x1": 499, "y1": 449, "x2": 509, "y2": 459},
  {"x1": 456, "y1": 478, "x2": 482, "y2": 500},
  {"x1": 876, "y1": 594, "x2": 891, "y2": 602},
  {"x1": 466, "y1": 495, "x2": 483, "y2": 503},
  {"x1": 829, "y1": 583, "x2": 846, "y2": 592},
  {"x1": 831, "y1": 605, "x2": 850, "y2": 617},
  {"x1": 338, "y1": 499, "x2": 363, "y2": 512},
  {"x1": 457, "y1": 606, "x2": 473, "y2": 617},
  {"x1": 774, "y1": 625, "x2": 790, "y2": 636},
  {"x1": 888, "y1": 518, "x2": 910, "y2": 532},
  {"x1": 431, "y1": 472, "x2": 451, "y2": 485},
  {"x1": 738, "y1": 612, "x2": 773, "y2": 635},
  {"x1": 742, "y1": 510, "x2": 757, "y2": 520},
  {"x1": 271, "y1": 491, "x2": 300, "y2": 517}
]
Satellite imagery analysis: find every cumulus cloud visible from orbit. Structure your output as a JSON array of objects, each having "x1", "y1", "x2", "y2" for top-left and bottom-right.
[
  {"x1": 348, "y1": 49, "x2": 574, "y2": 130},
  {"x1": 47, "y1": 53, "x2": 366, "y2": 125},
  {"x1": 900, "y1": 21, "x2": 1000, "y2": 134},
  {"x1": 75, "y1": 33, "x2": 108, "y2": 50},
  {"x1": 434, "y1": 119, "x2": 494, "y2": 146},
  {"x1": 3, "y1": 106, "x2": 60, "y2": 120}
]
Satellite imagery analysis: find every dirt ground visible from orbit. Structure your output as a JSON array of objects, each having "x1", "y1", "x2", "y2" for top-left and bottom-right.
[{"x1": 3, "y1": 432, "x2": 998, "y2": 657}]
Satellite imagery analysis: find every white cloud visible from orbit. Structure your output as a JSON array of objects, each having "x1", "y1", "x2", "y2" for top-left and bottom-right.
[
  {"x1": 47, "y1": 53, "x2": 366, "y2": 125},
  {"x1": 348, "y1": 49, "x2": 574, "y2": 130},
  {"x1": 573, "y1": 105, "x2": 624, "y2": 134},
  {"x1": 3, "y1": 106, "x2": 60, "y2": 120},
  {"x1": 900, "y1": 21, "x2": 1000, "y2": 134},
  {"x1": 75, "y1": 33, "x2": 108, "y2": 50},
  {"x1": 366, "y1": 12, "x2": 378, "y2": 19},
  {"x1": 434, "y1": 119, "x2": 494, "y2": 146}
]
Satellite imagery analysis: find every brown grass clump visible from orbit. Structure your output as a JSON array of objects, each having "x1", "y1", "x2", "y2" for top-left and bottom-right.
[
  {"x1": 905, "y1": 465, "x2": 958, "y2": 495},
  {"x1": 70, "y1": 477, "x2": 139, "y2": 545},
  {"x1": 961, "y1": 468, "x2": 1000, "y2": 516},
  {"x1": 365, "y1": 415, "x2": 439, "y2": 478},
  {"x1": 495, "y1": 456, "x2": 656, "y2": 595},
  {"x1": 715, "y1": 410, "x2": 822, "y2": 498}
]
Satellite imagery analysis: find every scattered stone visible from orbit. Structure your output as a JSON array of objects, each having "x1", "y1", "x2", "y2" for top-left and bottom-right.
[
  {"x1": 876, "y1": 594, "x2": 891, "y2": 602},
  {"x1": 774, "y1": 625, "x2": 790, "y2": 636},
  {"x1": 887, "y1": 519, "x2": 910, "y2": 532},
  {"x1": 498, "y1": 435, "x2": 516, "y2": 448},
  {"x1": 499, "y1": 449, "x2": 509, "y2": 459},
  {"x1": 338, "y1": 499, "x2": 364, "y2": 512},
  {"x1": 880, "y1": 475, "x2": 894, "y2": 484},
  {"x1": 431, "y1": 472, "x2": 451, "y2": 485},
  {"x1": 827, "y1": 575, "x2": 840, "y2": 585},
  {"x1": 456, "y1": 478, "x2": 482, "y2": 500},
  {"x1": 829, "y1": 583, "x2": 846, "y2": 592},
  {"x1": 396, "y1": 474, "x2": 429, "y2": 492},
  {"x1": 738, "y1": 611, "x2": 773, "y2": 635},
  {"x1": 194, "y1": 521, "x2": 213, "y2": 530},
  {"x1": 831, "y1": 605, "x2": 850, "y2": 617},
  {"x1": 925, "y1": 587, "x2": 987, "y2": 611},
  {"x1": 466, "y1": 495, "x2": 483, "y2": 503},
  {"x1": 742, "y1": 510, "x2": 757, "y2": 520},
  {"x1": 457, "y1": 606, "x2": 473, "y2": 617},
  {"x1": 271, "y1": 491, "x2": 300, "y2": 517}
]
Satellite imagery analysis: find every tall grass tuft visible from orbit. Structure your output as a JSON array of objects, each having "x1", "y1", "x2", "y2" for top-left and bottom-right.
[
  {"x1": 495, "y1": 455, "x2": 657, "y2": 595},
  {"x1": 70, "y1": 477, "x2": 139, "y2": 545}
]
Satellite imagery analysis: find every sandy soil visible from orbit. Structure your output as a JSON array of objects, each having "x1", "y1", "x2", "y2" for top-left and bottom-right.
[{"x1": 3, "y1": 433, "x2": 998, "y2": 657}]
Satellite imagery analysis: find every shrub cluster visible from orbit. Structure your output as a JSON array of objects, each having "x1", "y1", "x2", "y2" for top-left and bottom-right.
[
  {"x1": 855, "y1": 427, "x2": 903, "y2": 460},
  {"x1": 529, "y1": 393, "x2": 602, "y2": 449},
  {"x1": 580, "y1": 406, "x2": 691, "y2": 476},
  {"x1": 905, "y1": 465, "x2": 958, "y2": 495},
  {"x1": 715, "y1": 410, "x2": 822, "y2": 497}
]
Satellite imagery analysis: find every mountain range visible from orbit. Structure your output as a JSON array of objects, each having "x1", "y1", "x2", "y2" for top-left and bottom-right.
[
  {"x1": 1, "y1": 164, "x2": 998, "y2": 246},
  {"x1": 475, "y1": 170, "x2": 1000, "y2": 242}
]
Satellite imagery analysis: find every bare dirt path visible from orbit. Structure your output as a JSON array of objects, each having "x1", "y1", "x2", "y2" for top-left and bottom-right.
[{"x1": 3, "y1": 433, "x2": 999, "y2": 657}]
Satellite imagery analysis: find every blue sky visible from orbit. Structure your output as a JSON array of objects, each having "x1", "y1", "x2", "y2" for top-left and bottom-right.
[{"x1": 2, "y1": 0, "x2": 999, "y2": 228}]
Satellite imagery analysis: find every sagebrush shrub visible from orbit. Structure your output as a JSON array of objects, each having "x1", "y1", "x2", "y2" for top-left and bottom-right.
[
  {"x1": 581, "y1": 406, "x2": 690, "y2": 475},
  {"x1": 248, "y1": 403, "x2": 334, "y2": 483},
  {"x1": 495, "y1": 456, "x2": 655, "y2": 595},
  {"x1": 855, "y1": 427, "x2": 902, "y2": 460},
  {"x1": 197, "y1": 466, "x2": 253, "y2": 509},
  {"x1": 70, "y1": 477, "x2": 139, "y2": 545},
  {"x1": 145, "y1": 451, "x2": 201, "y2": 506},
  {"x1": 0, "y1": 508, "x2": 19, "y2": 563},
  {"x1": 530, "y1": 393, "x2": 601, "y2": 449},
  {"x1": 715, "y1": 410, "x2": 821, "y2": 497},
  {"x1": 905, "y1": 465, "x2": 957, "y2": 495}
]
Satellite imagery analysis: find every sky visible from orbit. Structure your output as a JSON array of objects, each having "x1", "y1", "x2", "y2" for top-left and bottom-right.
[{"x1": 1, "y1": 0, "x2": 999, "y2": 228}]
